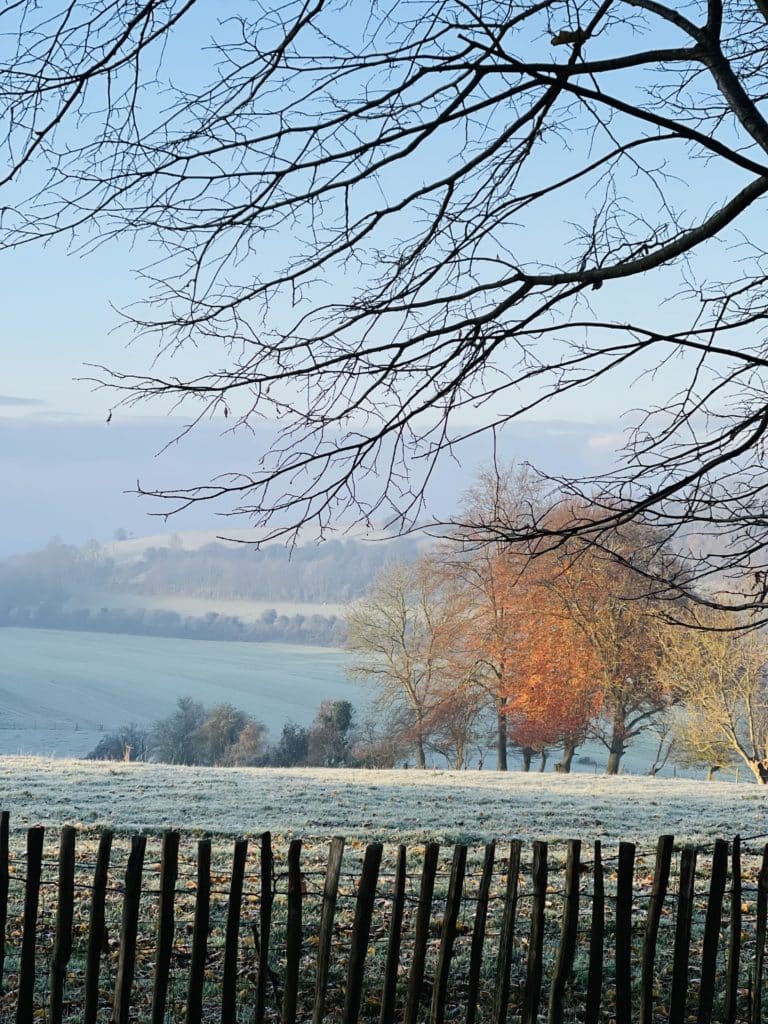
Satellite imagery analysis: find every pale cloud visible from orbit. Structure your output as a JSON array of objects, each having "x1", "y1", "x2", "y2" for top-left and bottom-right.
[
  {"x1": 587, "y1": 431, "x2": 626, "y2": 451},
  {"x1": 0, "y1": 394, "x2": 45, "y2": 407}
]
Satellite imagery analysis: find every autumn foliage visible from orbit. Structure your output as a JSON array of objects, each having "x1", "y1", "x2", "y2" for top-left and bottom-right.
[{"x1": 348, "y1": 480, "x2": 684, "y2": 773}]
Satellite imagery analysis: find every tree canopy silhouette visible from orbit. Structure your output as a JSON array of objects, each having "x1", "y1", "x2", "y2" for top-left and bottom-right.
[{"x1": 4, "y1": 0, "x2": 768, "y2": 606}]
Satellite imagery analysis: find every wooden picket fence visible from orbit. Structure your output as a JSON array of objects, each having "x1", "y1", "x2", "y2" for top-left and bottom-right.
[{"x1": 0, "y1": 811, "x2": 767, "y2": 1023}]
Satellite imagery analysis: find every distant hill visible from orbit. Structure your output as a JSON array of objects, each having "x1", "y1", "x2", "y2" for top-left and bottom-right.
[{"x1": 0, "y1": 530, "x2": 431, "y2": 645}]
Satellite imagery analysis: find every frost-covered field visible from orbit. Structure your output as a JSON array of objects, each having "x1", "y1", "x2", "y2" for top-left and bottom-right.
[
  {"x1": 0, "y1": 628, "x2": 364, "y2": 756},
  {"x1": 0, "y1": 627, "x2": 678, "y2": 775},
  {"x1": 0, "y1": 757, "x2": 763, "y2": 844}
]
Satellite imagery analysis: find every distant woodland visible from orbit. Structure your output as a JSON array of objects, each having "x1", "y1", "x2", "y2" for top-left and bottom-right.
[{"x1": 0, "y1": 535, "x2": 423, "y2": 645}]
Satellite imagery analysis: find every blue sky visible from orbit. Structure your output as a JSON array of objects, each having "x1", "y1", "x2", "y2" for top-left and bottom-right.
[
  {"x1": 0, "y1": 413, "x2": 622, "y2": 555},
  {"x1": 0, "y1": 0, "x2": 748, "y2": 553},
  {"x1": 0, "y1": 223, "x2": 635, "y2": 551},
  {"x1": 0, "y1": 215, "x2": 683, "y2": 422},
  {"x1": 0, "y1": 172, "x2": 636, "y2": 554},
  {"x1": 0, "y1": 179, "x2": 637, "y2": 553},
  {"x1": 0, "y1": 2, "x2": 709, "y2": 425}
]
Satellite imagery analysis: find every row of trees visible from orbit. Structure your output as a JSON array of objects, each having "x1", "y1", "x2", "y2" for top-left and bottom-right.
[
  {"x1": 5, "y1": 602, "x2": 345, "y2": 647},
  {"x1": 347, "y1": 468, "x2": 768, "y2": 781},
  {"x1": 0, "y1": 535, "x2": 421, "y2": 646},
  {"x1": 126, "y1": 537, "x2": 423, "y2": 603},
  {"x1": 88, "y1": 697, "x2": 362, "y2": 769}
]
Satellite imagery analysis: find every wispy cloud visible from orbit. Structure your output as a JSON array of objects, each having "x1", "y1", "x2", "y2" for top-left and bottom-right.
[
  {"x1": 0, "y1": 394, "x2": 45, "y2": 407},
  {"x1": 587, "y1": 431, "x2": 626, "y2": 451}
]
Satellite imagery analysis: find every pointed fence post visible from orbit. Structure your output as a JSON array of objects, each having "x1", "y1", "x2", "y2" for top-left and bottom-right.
[
  {"x1": 313, "y1": 836, "x2": 345, "y2": 1024},
  {"x1": 751, "y1": 843, "x2": 768, "y2": 1024},
  {"x1": 584, "y1": 840, "x2": 604, "y2": 1024},
  {"x1": 492, "y1": 840, "x2": 522, "y2": 1024},
  {"x1": 282, "y1": 839, "x2": 303, "y2": 1024},
  {"x1": 151, "y1": 830, "x2": 179, "y2": 1024},
  {"x1": 380, "y1": 845, "x2": 407, "y2": 1024},
  {"x1": 522, "y1": 841, "x2": 548, "y2": 1024},
  {"x1": 547, "y1": 839, "x2": 581, "y2": 1024},
  {"x1": 186, "y1": 837, "x2": 211, "y2": 1024},
  {"x1": 465, "y1": 842, "x2": 496, "y2": 1024},
  {"x1": 639, "y1": 834, "x2": 673, "y2": 1024},
  {"x1": 222, "y1": 838, "x2": 248, "y2": 1024},
  {"x1": 84, "y1": 829, "x2": 113, "y2": 1024},
  {"x1": 429, "y1": 844, "x2": 467, "y2": 1024},
  {"x1": 404, "y1": 842, "x2": 440, "y2": 1024},
  {"x1": 49, "y1": 825, "x2": 76, "y2": 1024},
  {"x1": 256, "y1": 831, "x2": 274, "y2": 1024},
  {"x1": 615, "y1": 841, "x2": 635, "y2": 1024},
  {"x1": 670, "y1": 844, "x2": 697, "y2": 1024},
  {"x1": 342, "y1": 843, "x2": 383, "y2": 1024},
  {"x1": 724, "y1": 835, "x2": 741, "y2": 1024},
  {"x1": 697, "y1": 838, "x2": 728, "y2": 1024},
  {"x1": 112, "y1": 833, "x2": 147, "y2": 1024},
  {"x1": 0, "y1": 811, "x2": 9, "y2": 997},
  {"x1": 16, "y1": 825, "x2": 44, "y2": 1024}
]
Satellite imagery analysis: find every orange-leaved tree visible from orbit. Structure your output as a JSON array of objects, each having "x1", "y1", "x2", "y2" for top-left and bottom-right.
[
  {"x1": 543, "y1": 515, "x2": 681, "y2": 774},
  {"x1": 502, "y1": 580, "x2": 603, "y2": 772},
  {"x1": 449, "y1": 463, "x2": 546, "y2": 770}
]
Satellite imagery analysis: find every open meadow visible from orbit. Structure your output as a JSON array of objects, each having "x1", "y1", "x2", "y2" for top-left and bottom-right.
[
  {"x1": 0, "y1": 760, "x2": 766, "y2": 1023},
  {"x1": 0, "y1": 628, "x2": 364, "y2": 757},
  {"x1": 0, "y1": 756, "x2": 763, "y2": 844}
]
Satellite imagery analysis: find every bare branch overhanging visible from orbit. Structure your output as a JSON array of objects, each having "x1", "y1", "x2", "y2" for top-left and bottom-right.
[{"x1": 4, "y1": 0, "x2": 768, "y2": 606}]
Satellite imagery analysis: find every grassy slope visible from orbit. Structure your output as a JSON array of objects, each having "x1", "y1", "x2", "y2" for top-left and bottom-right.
[
  {"x1": 1, "y1": 757, "x2": 763, "y2": 844},
  {"x1": 0, "y1": 626, "x2": 682, "y2": 772},
  {"x1": 0, "y1": 627, "x2": 364, "y2": 756}
]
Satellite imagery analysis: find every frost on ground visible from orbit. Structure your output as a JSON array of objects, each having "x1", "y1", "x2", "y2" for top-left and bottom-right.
[
  {"x1": 0, "y1": 757, "x2": 763, "y2": 845},
  {"x1": 0, "y1": 628, "x2": 364, "y2": 757}
]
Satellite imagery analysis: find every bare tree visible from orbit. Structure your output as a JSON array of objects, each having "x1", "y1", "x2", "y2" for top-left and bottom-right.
[
  {"x1": 346, "y1": 557, "x2": 473, "y2": 767},
  {"x1": 5, "y1": 0, "x2": 768, "y2": 603},
  {"x1": 672, "y1": 707, "x2": 737, "y2": 780},
  {"x1": 661, "y1": 609, "x2": 768, "y2": 783}
]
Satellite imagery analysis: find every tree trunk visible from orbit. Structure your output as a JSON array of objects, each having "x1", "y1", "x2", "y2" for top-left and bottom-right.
[
  {"x1": 538, "y1": 750, "x2": 548, "y2": 772},
  {"x1": 749, "y1": 759, "x2": 768, "y2": 784},
  {"x1": 557, "y1": 741, "x2": 577, "y2": 773},
  {"x1": 606, "y1": 745, "x2": 624, "y2": 775},
  {"x1": 521, "y1": 747, "x2": 533, "y2": 772},
  {"x1": 706, "y1": 765, "x2": 720, "y2": 781},
  {"x1": 606, "y1": 715, "x2": 626, "y2": 775},
  {"x1": 496, "y1": 710, "x2": 508, "y2": 771},
  {"x1": 415, "y1": 736, "x2": 426, "y2": 769}
]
